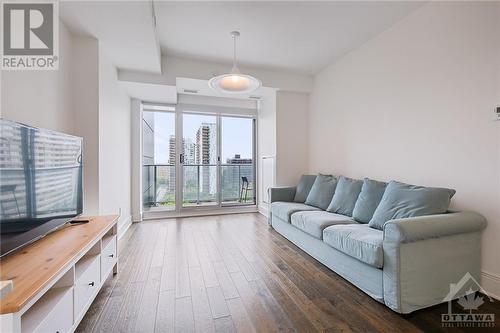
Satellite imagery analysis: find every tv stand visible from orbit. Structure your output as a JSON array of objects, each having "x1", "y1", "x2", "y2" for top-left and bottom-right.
[{"x1": 0, "y1": 215, "x2": 118, "y2": 333}]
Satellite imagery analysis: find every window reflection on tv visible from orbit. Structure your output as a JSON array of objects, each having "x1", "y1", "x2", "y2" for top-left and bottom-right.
[{"x1": 0, "y1": 119, "x2": 83, "y2": 233}]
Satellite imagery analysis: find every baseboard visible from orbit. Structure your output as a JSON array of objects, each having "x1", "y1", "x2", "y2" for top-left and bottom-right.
[
  {"x1": 258, "y1": 203, "x2": 269, "y2": 217},
  {"x1": 481, "y1": 271, "x2": 500, "y2": 300},
  {"x1": 143, "y1": 206, "x2": 258, "y2": 220},
  {"x1": 117, "y1": 215, "x2": 132, "y2": 239},
  {"x1": 132, "y1": 213, "x2": 142, "y2": 223}
]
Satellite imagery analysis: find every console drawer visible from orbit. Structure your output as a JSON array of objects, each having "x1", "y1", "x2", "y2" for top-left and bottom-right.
[
  {"x1": 74, "y1": 255, "x2": 100, "y2": 318},
  {"x1": 101, "y1": 235, "x2": 117, "y2": 279}
]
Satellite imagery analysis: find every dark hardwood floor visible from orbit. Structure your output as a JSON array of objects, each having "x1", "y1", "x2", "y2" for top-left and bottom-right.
[{"x1": 76, "y1": 213, "x2": 499, "y2": 333}]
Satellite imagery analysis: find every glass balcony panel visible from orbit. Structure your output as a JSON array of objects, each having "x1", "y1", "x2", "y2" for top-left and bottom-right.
[
  {"x1": 142, "y1": 164, "x2": 176, "y2": 211},
  {"x1": 182, "y1": 164, "x2": 218, "y2": 207},
  {"x1": 221, "y1": 164, "x2": 254, "y2": 205}
]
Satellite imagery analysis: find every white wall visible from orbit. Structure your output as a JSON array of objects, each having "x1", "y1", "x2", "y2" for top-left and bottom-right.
[
  {"x1": 1, "y1": 22, "x2": 101, "y2": 217},
  {"x1": 98, "y1": 49, "x2": 132, "y2": 233},
  {"x1": 72, "y1": 35, "x2": 100, "y2": 215},
  {"x1": 1, "y1": 20, "x2": 133, "y2": 234},
  {"x1": 1, "y1": 22, "x2": 74, "y2": 133},
  {"x1": 119, "y1": 55, "x2": 314, "y2": 93},
  {"x1": 257, "y1": 89, "x2": 277, "y2": 214},
  {"x1": 309, "y1": 2, "x2": 500, "y2": 296},
  {"x1": 276, "y1": 91, "x2": 309, "y2": 186}
]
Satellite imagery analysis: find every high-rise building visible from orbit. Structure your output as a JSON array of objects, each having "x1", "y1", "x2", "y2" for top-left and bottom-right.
[
  {"x1": 168, "y1": 135, "x2": 175, "y2": 165},
  {"x1": 184, "y1": 138, "x2": 196, "y2": 164},
  {"x1": 226, "y1": 154, "x2": 252, "y2": 164},
  {"x1": 169, "y1": 136, "x2": 196, "y2": 165},
  {"x1": 196, "y1": 123, "x2": 217, "y2": 195}
]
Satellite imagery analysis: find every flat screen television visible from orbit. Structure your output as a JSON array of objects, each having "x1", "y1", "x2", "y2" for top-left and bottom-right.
[{"x1": 0, "y1": 119, "x2": 83, "y2": 258}]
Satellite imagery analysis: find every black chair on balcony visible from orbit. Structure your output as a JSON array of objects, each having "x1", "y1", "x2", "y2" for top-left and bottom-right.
[{"x1": 239, "y1": 177, "x2": 252, "y2": 203}]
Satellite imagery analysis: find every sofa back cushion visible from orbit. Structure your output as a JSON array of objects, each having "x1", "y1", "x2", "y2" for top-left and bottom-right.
[
  {"x1": 294, "y1": 175, "x2": 317, "y2": 203},
  {"x1": 352, "y1": 178, "x2": 387, "y2": 223},
  {"x1": 326, "y1": 176, "x2": 363, "y2": 216},
  {"x1": 305, "y1": 174, "x2": 337, "y2": 210},
  {"x1": 368, "y1": 181, "x2": 456, "y2": 230}
]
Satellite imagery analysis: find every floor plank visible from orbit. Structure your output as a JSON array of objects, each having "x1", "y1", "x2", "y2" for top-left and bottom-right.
[
  {"x1": 174, "y1": 296, "x2": 195, "y2": 333},
  {"x1": 189, "y1": 265, "x2": 216, "y2": 333},
  {"x1": 155, "y1": 290, "x2": 175, "y2": 333},
  {"x1": 76, "y1": 213, "x2": 500, "y2": 333}
]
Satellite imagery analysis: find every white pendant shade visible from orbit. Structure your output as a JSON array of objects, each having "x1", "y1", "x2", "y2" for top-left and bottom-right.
[
  {"x1": 209, "y1": 73, "x2": 261, "y2": 94},
  {"x1": 209, "y1": 32, "x2": 261, "y2": 94}
]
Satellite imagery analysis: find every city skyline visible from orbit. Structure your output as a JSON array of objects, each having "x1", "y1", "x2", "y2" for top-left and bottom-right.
[{"x1": 151, "y1": 112, "x2": 253, "y2": 165}]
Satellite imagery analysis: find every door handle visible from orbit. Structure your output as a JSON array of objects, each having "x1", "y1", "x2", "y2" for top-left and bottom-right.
[{"x1": 180, "y1": 153, "x2": 184, "y2": 164}]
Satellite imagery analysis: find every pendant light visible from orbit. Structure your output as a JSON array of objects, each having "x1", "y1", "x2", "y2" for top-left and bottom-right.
[{"x1": 208, "y1": 31, "x2": 261, "y2": 94}]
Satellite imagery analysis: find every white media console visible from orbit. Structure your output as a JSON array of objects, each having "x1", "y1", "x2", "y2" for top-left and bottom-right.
[{"x1": 0, "y1": 215, "x2": 118, "y2": 333}]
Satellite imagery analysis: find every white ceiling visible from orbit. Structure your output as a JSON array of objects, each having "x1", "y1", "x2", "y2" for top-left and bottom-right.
[
  {"x1": 60, "y1": 1, "x2": 161, "y2": 73},
  {"x1": 156, "y1": 1, "x2": 424, "y2": 74},
  {"x1": 60, "y1": 1, "x2": 424, "y2": 75}
]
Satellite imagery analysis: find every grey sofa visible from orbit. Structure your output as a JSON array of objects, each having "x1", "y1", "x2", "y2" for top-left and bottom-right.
[{"x1": 268, "y1": 177, "x2": 486, "y2": 314}]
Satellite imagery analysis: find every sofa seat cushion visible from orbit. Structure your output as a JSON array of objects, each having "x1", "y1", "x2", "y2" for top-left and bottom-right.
[
  {"x1": 291, "y1": 211, "x2": 356, "y2": 239},
  {"x1": 323, "y1": 224, "x2": 384, "y2": 268},
  {"x1": 271, "y1": 202, "x2": 320, "y2": 222}
]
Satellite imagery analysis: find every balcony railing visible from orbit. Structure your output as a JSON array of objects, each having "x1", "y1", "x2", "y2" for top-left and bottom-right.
[{"x1": 142, "y1": 163, "x2": 254, "y2": 209}]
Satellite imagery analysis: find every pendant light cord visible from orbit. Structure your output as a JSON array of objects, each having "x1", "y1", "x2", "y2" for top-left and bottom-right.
[{"x1": 232, "y1": 34, "x2": 237, "y2": 67}]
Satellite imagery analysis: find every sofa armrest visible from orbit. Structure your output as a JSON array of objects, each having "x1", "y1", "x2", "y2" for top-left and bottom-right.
[
  {"x1": 383, "y1": 211, "x2": 486, "y2": 243},
  {"x1": 268, "y1": 186, "x2": 296, "y2": 203},
  {"x1": 382, "y1": 211, "x2": 486, "y2": 313}
]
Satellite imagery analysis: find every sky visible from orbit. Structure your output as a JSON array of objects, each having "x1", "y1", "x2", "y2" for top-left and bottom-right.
[{"x1": 150, "y1": 112, "x2": 253, "y2": 164}]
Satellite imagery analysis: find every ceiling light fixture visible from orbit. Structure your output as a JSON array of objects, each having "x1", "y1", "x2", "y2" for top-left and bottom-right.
[{"x1": 208, "y1": 31, "x2": 261, "y2": 94}]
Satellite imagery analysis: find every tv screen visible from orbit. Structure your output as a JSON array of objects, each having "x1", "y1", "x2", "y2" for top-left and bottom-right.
[{"x1": 0, "y1": 119, "x2": 83, "y2": 234}]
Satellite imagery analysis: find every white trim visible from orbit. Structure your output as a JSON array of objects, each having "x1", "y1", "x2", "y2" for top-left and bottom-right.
[
  {"x1": 131, "y1": 99, "x2": 143, "y2": 223},
  {"x1": 177, "y1": 103, "x2": 257, "y2": 117},
  {"x1": 258, "y1": 203, "x2": 269, "y2": 217},
  {"x1": 481, "y1": 271, "x2": 500, "y2": 301},
  {"x1": 117, "y1": 215, "x2": 132, "y2": 239},
  {"x1": 143, "y1": 206, "x2": 258, "y2": 220}
]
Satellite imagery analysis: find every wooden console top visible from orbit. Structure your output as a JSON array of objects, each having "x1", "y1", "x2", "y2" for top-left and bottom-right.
[{"x1": 0, "y1": 215, "x2": 118, "y2": 314}]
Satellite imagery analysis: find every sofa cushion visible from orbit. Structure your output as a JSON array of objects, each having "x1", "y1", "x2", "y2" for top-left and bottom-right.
[
  {"x1": 368, "y1": 181, "x2": 456, "y2": 230},
  {"x1": 327, "y1": 176, "x2": 363, "y2": 216},
  {"x1": 271, "y1": 202, "x2": 320, "y2": 223},
  {"x1": 323, "y1": 224, "x2": 384, "y2": 268},
  {"x1": 291, "y1": 211, "x2": 356, "y2": 239},
  {"x1": 294, "y1": 175, "x2": 317, "y2": 203},
  {"x1": 305, "y1": 174, "x2": 337, "y2": 210},
  {"x1": 352, "y1": 178, "x2": 387, "y2": 223}
]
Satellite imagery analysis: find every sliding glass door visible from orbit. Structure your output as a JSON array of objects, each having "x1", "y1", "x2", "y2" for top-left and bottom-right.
[
  {"x1": 221, "y1": 116, "x2": 255, "y2": 205},
  {"x1": 181, "y1": 113, "x2": 218, "y2": 207},
  {"x1": 142, "y1": 103, "x2": 256, "y2": 214},
  {"x1": 142, "y1": 105, "x2": 176, "y2": 212}
]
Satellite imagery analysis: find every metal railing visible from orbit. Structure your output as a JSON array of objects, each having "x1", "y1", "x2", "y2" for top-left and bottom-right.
[{"x1": 142, "y1": 163, "x2": 254, "y2": 208}]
